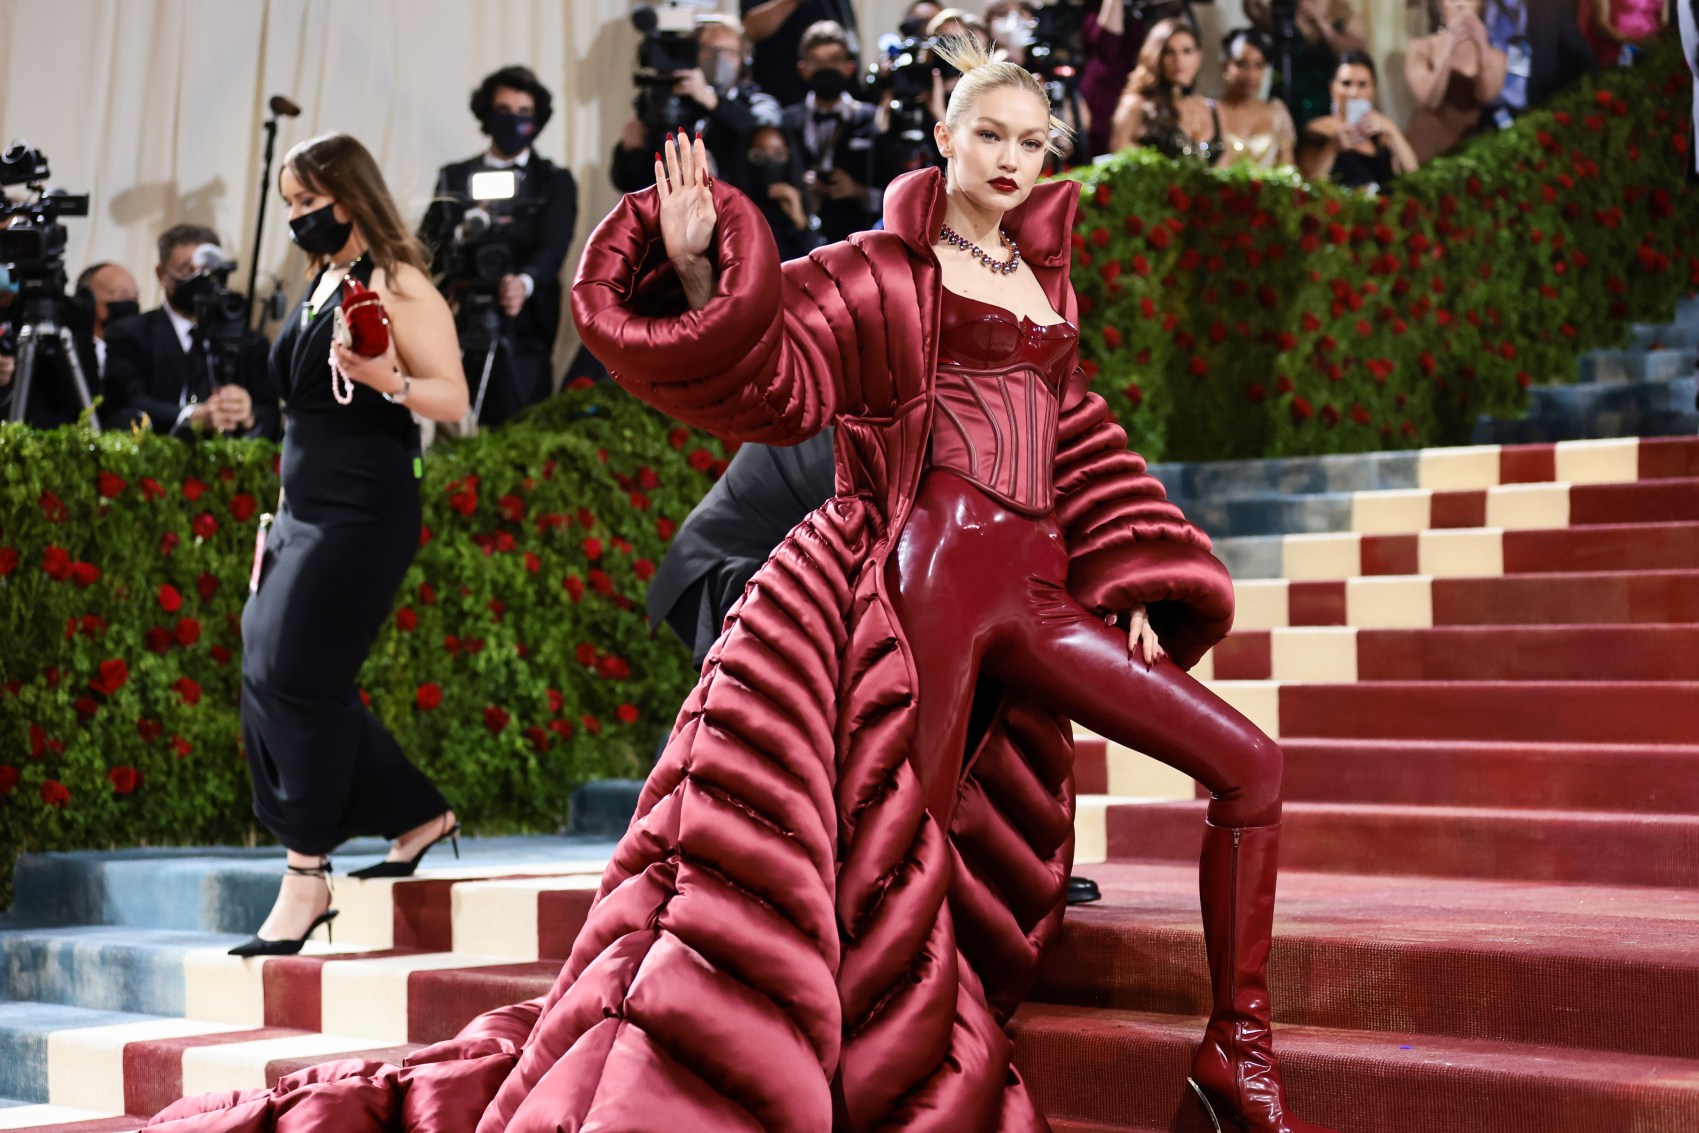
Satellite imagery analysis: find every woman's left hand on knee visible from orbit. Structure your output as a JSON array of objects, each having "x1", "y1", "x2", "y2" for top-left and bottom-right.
[{"x1": 1107, "y1": 604, "x2": 1166, "y2": 667}]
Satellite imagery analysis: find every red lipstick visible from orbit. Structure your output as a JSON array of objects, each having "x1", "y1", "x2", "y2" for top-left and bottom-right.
[{"x1": 989, "y1": 177, "x2": 1019, "y2": 192}]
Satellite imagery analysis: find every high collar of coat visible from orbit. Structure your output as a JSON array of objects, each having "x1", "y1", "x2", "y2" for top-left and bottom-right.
[{"x1": 882, "y1": 165, "x2": 1079, "y2": 271}]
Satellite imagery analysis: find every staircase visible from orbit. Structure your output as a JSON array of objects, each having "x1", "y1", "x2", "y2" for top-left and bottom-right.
[
  {"x1": 1471, "y1": 296, "x2": 1699, "y2": 443},
  {"x1": 2, "y1": 435, "x2": 1697, "y2": 1130}
]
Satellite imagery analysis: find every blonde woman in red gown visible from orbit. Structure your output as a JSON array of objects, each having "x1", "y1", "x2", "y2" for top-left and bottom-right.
[{"x1": 144, "y1": 38, "x2": 1335, "y2": 1133}]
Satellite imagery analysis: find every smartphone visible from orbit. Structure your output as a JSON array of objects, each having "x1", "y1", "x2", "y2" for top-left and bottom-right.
[{"x1": 1345, "y1": 98, "x2": 1373, "y2": 127}]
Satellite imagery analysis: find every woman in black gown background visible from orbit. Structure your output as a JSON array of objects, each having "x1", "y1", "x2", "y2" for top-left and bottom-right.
[{"x1": 234, "y1": 132, "x2": 471, "y2": 954}]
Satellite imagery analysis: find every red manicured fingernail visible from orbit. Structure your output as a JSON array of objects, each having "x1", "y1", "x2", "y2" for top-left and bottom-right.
[
  {"x1": 695, "y1": 131, "x2": 702, "y2": 141},
  {"x1": 654, "y1": 152, "x2": 661, "y2": 162}
]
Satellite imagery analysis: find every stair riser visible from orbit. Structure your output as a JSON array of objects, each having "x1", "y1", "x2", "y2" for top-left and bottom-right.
[
  {"x1": 1105, "y1": 803, "x2": 1699, "y2": 888},
  {"x1": 1278, "y1": 683, "x2": 1699, "y2": 745},
  {"x1": 1280, "y1": 743, "x2": 1699, "y2": 813},
  {"x1": 1220, "y1": 524, "x2": 1699, "y2": 583},
  {"x1": 1013, "y1": 1009, "x2": 1699, "y2": 1133},
  {"x1": 1032, "y1": 920, "x2": 1699, "y2": 1059},
  {"x1": 1212, "y1": 626, "x2": 1699, "y2": 682},
  {"x1": 1232, "y1": 571, "x2": 1699, "y2": 633}
]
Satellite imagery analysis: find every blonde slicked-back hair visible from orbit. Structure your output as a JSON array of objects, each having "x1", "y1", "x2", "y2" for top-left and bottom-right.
[{"x1": 930, "y1": 34, "x2": 1071, "y2": 157}]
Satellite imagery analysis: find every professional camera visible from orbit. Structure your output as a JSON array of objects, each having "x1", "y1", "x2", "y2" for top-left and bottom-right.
[
  {"x1": 177, "y1": 244, "x2": 249, "y2": 363},
  {"x1": 865, "y1": 37, "x2": 943, "y2": 175},
  {"x1": 0, "y1": 140, "x2": 99, "y2": 427},
  {"x1": 0, "y1": 140, "x2": 89, "y2": 299},
  {"x1": 441, "y1": 169, "x2": 543, "y2": 422},
  {"x1": 631, "y1": 4, "x2": 703, "y2": 136}
]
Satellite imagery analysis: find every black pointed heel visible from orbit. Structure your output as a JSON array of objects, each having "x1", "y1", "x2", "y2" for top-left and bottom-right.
[
  {"x1": 228, "y1": 862, "x2": 338, "y2": 957},
  {"x1": 348, "y1": 816, "x2": 461, "y2": 880}
]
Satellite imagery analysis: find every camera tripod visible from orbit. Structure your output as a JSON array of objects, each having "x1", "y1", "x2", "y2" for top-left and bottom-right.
[
  {"x1": 459, "y1": 298, "x2": 514, "y2": 436},
  {"x1": 4, "y1": 290, "x2": 100, "y2": 431}
]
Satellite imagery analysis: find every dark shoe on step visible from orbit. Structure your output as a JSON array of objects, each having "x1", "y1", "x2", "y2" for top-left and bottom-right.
[
  {"x1": 1066, "y1": 875, "x2": 1102, "y2": 905},
  {"x1": 228, "y1": 862, "x2": 338, "y2": 958},
  {"x1": 348, "y1": 814, "x2": 461, "y2": 880}
]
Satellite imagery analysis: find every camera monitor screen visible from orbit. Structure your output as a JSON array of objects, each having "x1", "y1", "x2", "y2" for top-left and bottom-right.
[{"x1": 469, "y1": 170, "x2": 517, "y2": 202}]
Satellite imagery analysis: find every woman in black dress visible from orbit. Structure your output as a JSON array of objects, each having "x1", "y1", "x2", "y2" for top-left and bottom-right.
[{"x1": 233, "y1": 132, "x2": 470, "y2": 955}]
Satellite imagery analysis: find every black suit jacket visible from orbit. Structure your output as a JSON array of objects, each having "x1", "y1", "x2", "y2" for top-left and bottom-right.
[
  {"x1": 101, "y1": 307, "x2": 278, "y2": 439},
  {"x1": 647, "y1": 430, "x2": 838, "y2": 667},
  {"x1": 779, "y1": 101, "x2": 887, "y2": 243},
  {"x1": 418, "y1": 152, "x2": 578, "y2": 355}
]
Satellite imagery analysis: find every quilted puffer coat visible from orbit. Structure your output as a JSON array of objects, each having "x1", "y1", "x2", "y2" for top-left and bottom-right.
[{"x1": 142, "y1": 166, "x2": 1233, "y2": 1133}]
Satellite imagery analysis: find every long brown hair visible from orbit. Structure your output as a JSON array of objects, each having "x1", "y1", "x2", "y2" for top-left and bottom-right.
[
  {"x1": 280, "y1": 132, "x2": 429, "y2": 285},
  {"x1": 1123, "y1": 18, "x2": 1197, "y2": 141}
]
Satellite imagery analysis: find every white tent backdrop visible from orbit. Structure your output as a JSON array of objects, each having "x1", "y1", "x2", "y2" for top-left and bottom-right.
[{"x1": 0, "y1": 0, "x2": 1408, "y2": 368}]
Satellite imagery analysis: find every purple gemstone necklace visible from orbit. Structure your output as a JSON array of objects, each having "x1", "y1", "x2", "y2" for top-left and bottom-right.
[{"x1": 938, "y1": 223, "x2": 1021, "y2": 276}]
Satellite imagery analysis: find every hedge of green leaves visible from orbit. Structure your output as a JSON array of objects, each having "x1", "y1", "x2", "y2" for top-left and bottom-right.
[
  {"x1": 1065, "y1": 34, "x2": 1698, "y2": 461},
  {"x1": 0, "y1": 387, "x2": 733, "y2": 899},
  {"x1": 2, "y1": 39, "x2": 1694, "y2": 895}
]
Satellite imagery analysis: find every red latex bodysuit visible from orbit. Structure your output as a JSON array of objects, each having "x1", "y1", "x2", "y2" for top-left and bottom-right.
[{"x1": 899, "y1": 290, "x2": 1278, "y2": 837}]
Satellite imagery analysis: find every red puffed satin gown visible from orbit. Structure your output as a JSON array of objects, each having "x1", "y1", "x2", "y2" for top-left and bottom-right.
[{"x1": 141, "y1": 168, "x2": 1246, "y2": 1133}]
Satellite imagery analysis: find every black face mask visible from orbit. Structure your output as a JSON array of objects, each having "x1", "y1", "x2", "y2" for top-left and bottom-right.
[
  {"x1": 103, "y1": 299, "x2": 140, "y2": 326},
  {"x1": 487, "y1": 112, "x2": 537, "y2": 157},
  {"x1": 809, "y1": 68, "x2": 849, "y2": 102},
  {"x1": 288, "y1": 202, "x2": 354, "y2": 255}
]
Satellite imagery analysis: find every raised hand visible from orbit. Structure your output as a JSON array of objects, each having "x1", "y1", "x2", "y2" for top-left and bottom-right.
[{"x1": 656, "y1": 130, "x2": 716, "y2": 267}]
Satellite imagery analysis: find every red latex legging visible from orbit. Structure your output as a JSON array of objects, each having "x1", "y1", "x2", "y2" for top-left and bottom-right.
[{"x1": 887, "y1": 469, "x2": 1284, "y2": 830}]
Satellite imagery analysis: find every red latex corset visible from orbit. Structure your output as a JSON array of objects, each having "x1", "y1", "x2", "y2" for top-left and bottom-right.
[{"x1": 928, "y1": 288, "x2": 1080, "y2": 516}]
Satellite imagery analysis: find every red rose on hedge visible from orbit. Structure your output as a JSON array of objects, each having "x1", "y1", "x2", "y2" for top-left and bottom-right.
[
  {"x1": 617, "y1": 704, "x2": 639, "y2": 724},
  {"x1": 172, "y1": 735, "x2": 193, "y2": 758},
  {"x1": 160, "y1": 532, "x2": 180, "y2": 557},
  {"x1": 139, "y1": 477, "x2": 165, "y2": 500},
  {"x1": 547, "y1": 688, "x2": 564, "y2": 714},
  {"x1": 173, "y1": 677, "x2": 202, "y2": 706},
  {"x1": 416, "y1": 683, "x2": 443, "y2": 710},
  {"x1": 230, "y1": 493, "x2": 257, "y2": 522},
  {"x1": 90, "y1": 659, "x2": 129, "y2": 696},
  {"x1": 0, "y1": 547, "x2": 17, "y2": 576},
  {"x1": 42, "y1": 547, "x2": 72, "y2": 581},
  {"x1": 575, "y1": 643, "x2": 597, "y2": 666},
  {"x1": 108, "y1": 766, "x2": 142, "y2": 795},
  {"x1": 137, "y1": 718, "x2": 164, "y2": 743},
  {"x1": 182, "y1": 477, "x2": 206, "y2": 501},
  {"x1": 483, "y1": 705, "x2": 510, "y2": 733},
  {"x1": 145, "y1": 627, "x2": 173, "y2": 654},
  {"x1": 175, "y1": 618, "x2": 201, "y2": 647},
  {"x1": 158, "y1": 584, "x2": 183, "y2": 612},
  {"x1": 69, "y1": 561, "x2": 100, "y2": 588},
  {"x1": 582, "y1": 537, "x2": 603, "y2": 561},
  {"x1": 192, "y1": 513, "x2": 219, "y2": 540},
  {"x1": 395, "y1": 607, "x2": 418, "y2": 632},
  {"x1": 40, "y1": 491, "x2": 69, "y2": 523},
  {"x1": 634, "y1": 558, "x2": 655, "y2": 582},
  {"x1": 97, "y1": 471, "x2": 127, "y2": 499},
  {"x1": 562, "y1": 575, "x2": 585, "y2": 602},
  {"x1": 0, "y1": 765, "x2": 17, "y2": 795},
  {"x1": 41, "y1": 779, "x2": 70, "y2": 808}
]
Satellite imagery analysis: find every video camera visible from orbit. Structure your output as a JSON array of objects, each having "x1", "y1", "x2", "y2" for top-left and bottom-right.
[
  {"x1": 0, "y1": 141, "x2": 100, "y2": 428},
  {"x1": 864, "y1": 37, "x2": 944, "y2": 175},
  {"x1": 631, "y1": 4, "x2": 704, "y2": 136},
  {"x1": 176, "y1": 244, "x2": 248, "y2": 358},
  {"x1": 0, "y1": 140, "x2": 90, "y2": 300},
  {"x1": 444, "y1": 170, "x2": 542, "y2": 305}
]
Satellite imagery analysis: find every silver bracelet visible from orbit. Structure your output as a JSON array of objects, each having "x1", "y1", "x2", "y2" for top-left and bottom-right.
[{"x1": 382, "y1": 369, "x2": 412, "y2": 405}]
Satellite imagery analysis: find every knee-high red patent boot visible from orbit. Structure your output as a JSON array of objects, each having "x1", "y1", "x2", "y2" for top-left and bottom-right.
[{"x1": 1188, "y1": 821, "x2": 1338, "y2": 1133}]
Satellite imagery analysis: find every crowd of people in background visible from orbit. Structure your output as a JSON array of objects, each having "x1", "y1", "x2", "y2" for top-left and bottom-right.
[{"x1": 0, "y1": 0, "x2": 1658, "y2": 432}]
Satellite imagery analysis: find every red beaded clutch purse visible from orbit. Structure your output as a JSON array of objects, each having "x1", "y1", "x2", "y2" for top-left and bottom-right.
[{"x1": 332, "y1": 277, "x2": 390, "y2": 357}]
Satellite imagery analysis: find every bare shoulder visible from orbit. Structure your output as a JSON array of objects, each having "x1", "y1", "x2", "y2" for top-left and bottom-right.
[{"x1": 371, "y1": 262, "x2": 439, "y2": 307}]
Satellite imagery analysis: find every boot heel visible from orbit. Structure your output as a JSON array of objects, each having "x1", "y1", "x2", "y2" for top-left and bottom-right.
[
  {"x1": 1188, "y1": 1079, "x2": 1223, "y2": 1133},
  {"x1": 450, "y1": 823, "x2": 461, "y2": 860}
]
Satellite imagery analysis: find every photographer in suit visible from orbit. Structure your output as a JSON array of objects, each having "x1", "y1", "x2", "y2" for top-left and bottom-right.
[
  {"x1": 102, "y1": 224, "x2": 277, "y2": 439},
  {"x1": 610, "y1": 15, "x2": 783, "y2": 209},
  {"x1": 419, "y1": 65, "x2": 578, "y2": 427},
  {"x1": 779, "y1": 20, "x2": 888, "y2": 242},
  {"x1": 71, "y1": 260, "x2": 140, "y2": 385}
]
